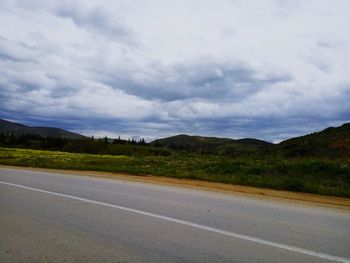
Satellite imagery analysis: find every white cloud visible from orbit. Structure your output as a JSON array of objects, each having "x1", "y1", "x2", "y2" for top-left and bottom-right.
[{"x1": 0, "y1": 0, "x2": 349, "y2": 141}]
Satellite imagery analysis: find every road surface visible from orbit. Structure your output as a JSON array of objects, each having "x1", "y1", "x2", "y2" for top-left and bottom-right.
[{"x1": 1, "y1": 167, "x2": 349, "y2": 263}]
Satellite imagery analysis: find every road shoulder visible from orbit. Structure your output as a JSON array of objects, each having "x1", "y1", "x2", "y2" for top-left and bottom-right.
[{"x1": 1, "y1": 164, "x2": 349, "y2": 211}]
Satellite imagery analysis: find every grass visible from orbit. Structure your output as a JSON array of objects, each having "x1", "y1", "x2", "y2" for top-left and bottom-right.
[{"x1": 1, "y1": 147, "x2": 349, "y2": 197}]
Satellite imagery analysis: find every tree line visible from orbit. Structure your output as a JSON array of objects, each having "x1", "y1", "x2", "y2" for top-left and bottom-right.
[{"x1": 0, "y1": 132, "x2": 171, "y2": 156}]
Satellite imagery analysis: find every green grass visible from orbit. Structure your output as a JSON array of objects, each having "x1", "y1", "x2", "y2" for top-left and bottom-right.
[{"x1": 1, "y1": 147, "x2": 349, "y2": 197}]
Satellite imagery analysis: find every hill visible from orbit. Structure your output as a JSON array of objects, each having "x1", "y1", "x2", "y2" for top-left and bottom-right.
[
  {"x1": 278, "y1": 123, "x2": 350, "y2": 158},
  {"x1": 1, "y1": 118, "x2": 349, "y2": 158},
  {"x1": 151, "y1": 134, "x2": 273, "y2": 155},
  {"x1": 0, "y1": 119, "x2": 85, "y2": 139},
  {"x1": 152, "y1": 123, "x2": 350, "y2": 158}
]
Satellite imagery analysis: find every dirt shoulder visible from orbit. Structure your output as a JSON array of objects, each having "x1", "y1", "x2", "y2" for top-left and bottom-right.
[{"x1": 1, "y1": 165, "x2": 350, "y2": 210}]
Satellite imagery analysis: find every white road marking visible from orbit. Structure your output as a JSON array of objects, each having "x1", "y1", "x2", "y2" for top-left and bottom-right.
[{"x1": 1, "y1": 180, "x2": 349, "y2": 263}]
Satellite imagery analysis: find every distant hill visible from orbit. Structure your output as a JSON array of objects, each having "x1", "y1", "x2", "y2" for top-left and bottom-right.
[
  {"x1": 0, "y1": 119, "x2": 85, "y2": 139},
  {"x1": 278, "y1": 123, "x2": 350, "y2": 158},
  {"x1": 1, "y1": 118, "x2": 349, "y2": 158},
  {"x1": 152, "y1": 123, "x2": 350, "y2": 157},
  {"x1": 151, "y1": 134, "x2": 273, "y2": 155}
]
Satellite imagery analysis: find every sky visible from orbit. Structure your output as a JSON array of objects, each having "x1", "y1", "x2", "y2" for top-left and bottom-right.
[{"x1": 0, "y1": 0, "x2": 349, "y2": 142}]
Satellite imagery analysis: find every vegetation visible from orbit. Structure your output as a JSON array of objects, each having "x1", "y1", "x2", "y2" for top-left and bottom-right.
[
  {"x1": 2, "y1": 118, "x2": 349, "y2": 158},
  {"x1": 152, "y1": 134, "x2": 274, "y2": 155},
  {"x1": 278, "y1": 123, "x2": 350, "y2": 158},
  {"x1": 1, "y1": 119, "x2": 349, "y2": 197},
  {"x1": 1, "y1": 147, "x2": 349, "y2": 197},
  {"x1": 0, "y1": 133, "x2": 170, "y2": 157},
  {"x1": 151, "y1": 124, "x2": 350, "y2": 159},
  {"x1": 0, "y1": 118, "x2": 84, "y2": 139}
]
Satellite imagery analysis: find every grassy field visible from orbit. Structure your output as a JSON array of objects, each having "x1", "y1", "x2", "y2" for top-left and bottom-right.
[{"x1": 1, "y1": 147, "x2": 349, "y2": 197}]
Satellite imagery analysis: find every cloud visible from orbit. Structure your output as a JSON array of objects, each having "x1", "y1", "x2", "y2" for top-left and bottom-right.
[
  {"x1": 102, "y1": 58, "x2": 292, "y2": 102},
  {"x1": 0, "y1": 0, "x2": 349, "y2": 141},
  {"x1": 0, "y1": 36, "x2": 38, "y2": 62},
  {"x1": 54, "y1": 2, "x2": 138, "y2": 46}
]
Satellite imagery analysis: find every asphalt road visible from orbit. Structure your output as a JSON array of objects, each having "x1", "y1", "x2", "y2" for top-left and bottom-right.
[{"x1": 0, "y1": 167, "x2": 349, "y2": 263}]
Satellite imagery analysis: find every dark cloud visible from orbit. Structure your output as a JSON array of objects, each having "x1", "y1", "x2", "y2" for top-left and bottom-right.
[
  {"x1": 102, "y1": 61, "x2": 292, "y2": 102},
  {"x1": 0, "y1": 52, "x2": 17, "y2": 62},
  {"x1": 55, "y1": 3, "x2": 138, "y2": 46},
  {"x1": 0, "y1": 37, "x2": 37, "y2": 63},
  {"x1": 0, "y1": 0, "x2": 349, "y2": 142},
  {"x1": 317, "y1": 41, "x2": 336, "y2": 49}
]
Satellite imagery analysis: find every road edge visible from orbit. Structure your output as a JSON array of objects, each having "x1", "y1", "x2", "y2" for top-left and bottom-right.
[{"x1": 1, "y1": 164, "x2": 349, "y2": 210}]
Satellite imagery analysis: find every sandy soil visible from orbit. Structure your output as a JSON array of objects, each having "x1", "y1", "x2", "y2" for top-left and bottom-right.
[{"x1": 1, "y1": 165, "x2": 350, "y2": 210}]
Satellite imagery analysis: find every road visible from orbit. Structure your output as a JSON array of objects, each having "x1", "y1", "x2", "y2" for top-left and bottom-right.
[{"x1": 0, "y1": 167, "x2": 349, "y2": 263}]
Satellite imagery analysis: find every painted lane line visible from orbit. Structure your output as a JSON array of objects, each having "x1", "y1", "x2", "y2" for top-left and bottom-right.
[{"x1": 1, "y1": 180, "x2": 349, "y2": 263}]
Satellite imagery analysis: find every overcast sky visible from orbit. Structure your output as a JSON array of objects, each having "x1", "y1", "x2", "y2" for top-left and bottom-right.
[{"x1": 0, "y1": 0, "x2": 349, "y2": 142}]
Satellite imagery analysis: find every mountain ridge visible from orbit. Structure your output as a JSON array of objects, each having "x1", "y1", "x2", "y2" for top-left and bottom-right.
[
  {"x1": 151, "y1": 134, "x2": 273, "y2": 155},
  {"x1": 0, "y1": 119, "x2": 85, "y2": 139},
  {"x1": 1, "y1": 118, "x2": 349, "y2": 157},
  {"x1": 278, "y1": 123, "x2": 350, "y2": 157}
]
